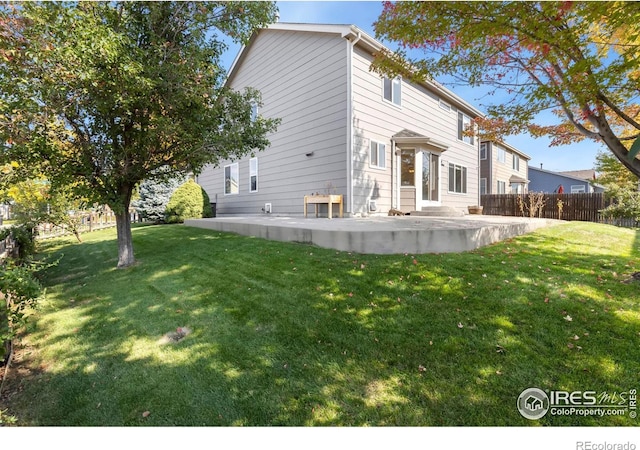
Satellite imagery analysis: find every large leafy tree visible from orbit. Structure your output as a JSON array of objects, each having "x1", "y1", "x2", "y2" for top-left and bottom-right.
[
  {"x1": 0, "y1": 1, "x2": 279, "y2": 267},
  {"x1": 373, "y1": 1, "x2": 640, "y2": 178}
]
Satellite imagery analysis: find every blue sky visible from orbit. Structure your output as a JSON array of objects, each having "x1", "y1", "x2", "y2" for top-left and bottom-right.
[{"x1": 220, "y1": 1, "x2": 606, "y2": 173}]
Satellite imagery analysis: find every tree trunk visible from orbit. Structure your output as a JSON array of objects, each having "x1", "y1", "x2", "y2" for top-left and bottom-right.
[
  {"x1": 115, "y1": 209, "x2": 135, "y2": 268},
  {"x1": 595, "y1": 116, "x2": 640, "y2": 179}
]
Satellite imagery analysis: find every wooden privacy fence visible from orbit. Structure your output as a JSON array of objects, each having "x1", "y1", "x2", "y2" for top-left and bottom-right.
[
  {"x1": 480, "y1": 193, "x2": 637, "y2": 225},
  {"x1": 36, "y1": 209, "x2": 141, "y2": 240}
]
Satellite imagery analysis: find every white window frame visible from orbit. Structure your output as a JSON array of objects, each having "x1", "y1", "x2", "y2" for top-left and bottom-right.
[
  {"x1": 571, "y1": 185, "x2": 586, "y2": 193},
  {"x1": 448, "y1": 163, "x2": 468, "y2": 194},
  {"x1": 457, "y1": 112, "x2": 474, "y2": 145},
  {"x1": 382, "y1": 76, "x2": 401, "y2": 107},
  {"x1": 439, "y1": 100, "x2": 451, "y2": 112},
  {"x1": 480, "y1": 142, "x2": 488, "y2": 160},
  {"x1": 497, "y1": 147, "x2": 506, "y2": 164},
  {"x1": 249, "y1": 157, "x2": 258, "y2": 193},
  {"x1": 250, "y1": 102, "x2": 258, "y2": 122},
  {"x1": 512, "y1": 154, "x2": 520, "y2": 171},
  {"x1": 369, "y1": 140, "x2": 386, "y2": 170},
  {"x1": 497, "y1": 180, "x2": 506, "y2": 194},
  {"x1": 480, "y1": 177, "x2": 487, "y2": 195},
  {"x1": 224, "y1": 163, "x2": 239, "y2": 195}
]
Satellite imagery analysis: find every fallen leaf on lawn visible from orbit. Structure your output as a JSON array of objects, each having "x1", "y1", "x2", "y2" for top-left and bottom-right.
[
  {"x1": 573, "y1": 335, "x2": 580, "y2": 340},
  {"x1": 418, "y1": 365, "x2": 426, "y2": 372},
  {"x1": 496, "y1": 370, "x2": 503, "y2": 375},
  {"x1": 429, "y1": 341, "x2": 433, "y2": 345},
  {"x1": 564, "y1": 315, "x2": 573, "y2": 322},
  {"x1": 457, "y1": 322, "x2": 464, "y2": 328},
  {"x1": 412, "y1": 259, "x2": 418, "y2": 265},
  {"x1": 544, "y1": 298, "x2": 549, "y2": 303},
  {"x1": 360, "y1": 264, "x2": 365, "y2": 269},
  {"x1": 567, "y1": 343, "x2": 575, "y2": 349},
  {"x1": 496, "y1": 344, "x2": 506, "y2": 354},
  {"x1": 142, "y1": 411, "x2": 151, "y2": 418}
]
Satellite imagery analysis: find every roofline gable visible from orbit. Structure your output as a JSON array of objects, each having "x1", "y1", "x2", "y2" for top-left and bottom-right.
[{"x1": 224, "y1": 22, "x2": 484, "y2": 118}]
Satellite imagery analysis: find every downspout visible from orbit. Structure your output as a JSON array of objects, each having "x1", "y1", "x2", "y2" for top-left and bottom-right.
[
  {"x1": 346, "y1": 31, "x2": 361, "y2": 216},
  {"x1": 391, "y1": 140, "x2": 397, "y2": 209}
]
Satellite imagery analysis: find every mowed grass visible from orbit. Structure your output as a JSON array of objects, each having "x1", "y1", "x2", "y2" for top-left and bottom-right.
[{"x1": 3, "y1": 221, "x2": 640, "y2": 426}]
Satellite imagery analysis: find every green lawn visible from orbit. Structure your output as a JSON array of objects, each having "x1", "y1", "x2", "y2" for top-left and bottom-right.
[{"x1": 2, "y1": 221, "x2": 639, "y2": 426}]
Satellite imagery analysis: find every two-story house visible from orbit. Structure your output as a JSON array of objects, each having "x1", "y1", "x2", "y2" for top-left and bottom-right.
[
  {"x1": 197, "y1": 23, "x2": 484, "y2": 217},
  {"x1": 480, "y1": 140, "x2": 530, "y2": 195}
]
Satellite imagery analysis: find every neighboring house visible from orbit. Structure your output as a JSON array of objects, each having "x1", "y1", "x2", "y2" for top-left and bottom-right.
[
  {"x1": 528, "y1": 166, "x2": 605, "y2": 193},
  {"x1": 479, "y1": 140, "x2": 530, "y2": 195},
  {"x1": 197, "y1": 23, "x2": 484, "y2": 217}
]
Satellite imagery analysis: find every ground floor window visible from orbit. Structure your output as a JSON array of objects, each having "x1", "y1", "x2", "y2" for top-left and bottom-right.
[
  {"x1": 571, "y1": 185, "x2": 586, "y2": 193},
  {"x1": 497, "y1": 180, "x2": 506, "y2": 194},
  {"x1": 480, "y1": 178, "x2": 487, "y2": 195},
  {"x1": 511, "y1": 182, "x2": 523, "y2": 194},
  {"x1": 448, "y1": 163, "x2": 467, "y2": 194},
  {"x1": 249, "y1": 158, "x2": 258, "y2": 192},
  {"x1": 224, "y1": 163, "x2": 239, "y2": 195},
  {"x1": 370, "y1": 140, "x2": 386, "y2": 169}
]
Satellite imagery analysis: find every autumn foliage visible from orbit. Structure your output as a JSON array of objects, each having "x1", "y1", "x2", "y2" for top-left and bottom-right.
[{"x1": 373, "y1": 1, "x2": 640, "y2": 178}]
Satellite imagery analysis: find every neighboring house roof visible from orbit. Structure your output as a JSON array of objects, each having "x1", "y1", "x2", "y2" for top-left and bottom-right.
[
  {"x1": 226, "y1": 22, "x2": 484, "y2": 118},
  {"x1": 481, "y1": 139, "x2": 531, "y2": 160},
  {"x1": 558, "y1": 169, "x2": 597, "y2": 181},
  {"x1": 529, "y1": 166, "x2": 605, "y2": 189}
]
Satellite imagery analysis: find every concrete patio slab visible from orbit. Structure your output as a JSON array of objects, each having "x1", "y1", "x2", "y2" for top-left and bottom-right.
[{"x1": 185, "y1": 215, "x2": 562, "y2": 254}]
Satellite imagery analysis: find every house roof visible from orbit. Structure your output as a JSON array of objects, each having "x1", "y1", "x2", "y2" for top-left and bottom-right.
[
  {"x1": 558, "y1": 169, "x2": 597, "y2": 181},
  {"x1": 529, "y1": 166, "x2": 605, "y2": 188},
  {"x1": 509, "y1": 174, "x2": 529, "y2": 184},
  {"x1": 481, "y1": 139, "x2": 531, "y2": 160},
  {"x1": 392, "y1": 129, "x2": 449, "y2": 150},
  {"x1": 226, "y1": 22, "x2": 484, "y2": 118}
]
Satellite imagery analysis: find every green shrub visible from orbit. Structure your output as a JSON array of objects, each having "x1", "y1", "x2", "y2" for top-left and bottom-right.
[
  {"x1": 164, "y1": 180, "x2": 213, "y2": 224},
  {"x1": 0, "y1": 224, "x2": 36, "y2": 262},
  {"x1": 0, "y1": 262, "x2": 43, "y2": 362}
]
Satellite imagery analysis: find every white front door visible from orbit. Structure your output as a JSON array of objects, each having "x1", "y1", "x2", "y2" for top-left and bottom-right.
[{"x1": 416, "y1": 150, "x2": 440, "y2": 208}]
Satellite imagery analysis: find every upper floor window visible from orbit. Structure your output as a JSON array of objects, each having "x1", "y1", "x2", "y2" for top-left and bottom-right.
[
  {"x1": 370, "y1": 140, "x2": 386, "y2": 169},
  {"x1": 512, "y1": 154, "x2": 520, "y2": 171},
  {"x1": 250, "y1": 102, "x2": 259, "y2": 122},
  {"x1": 497, "y1": 146, "x2": 506, "y2": 163},
  {"x1": 480, "y1": 142, "x2": 488, "y2": 160},
  {"x1": 383, "y1": 76, "x2": 401, "y2": 107},
  {"x1": 457, "y1": 112, "x2": 474, "y2": 145},
  {"x1": 439, "y1": 100, "x2": 451, "y2": 112}
]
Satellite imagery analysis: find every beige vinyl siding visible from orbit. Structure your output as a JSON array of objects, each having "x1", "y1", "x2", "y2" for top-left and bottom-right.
[
  {"x1": 198, "y1": 30, "x2": 348, "y2": 215},
  {"x1": 350, "y1": 46, "x2": 478, "y2": 214}
]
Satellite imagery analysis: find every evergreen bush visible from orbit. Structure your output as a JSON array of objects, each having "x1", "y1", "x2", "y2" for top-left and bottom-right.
[
  {"x1": 132, "y1": 171, "x2": 186, "y2": 224},
  {"x1": 165, "y1": 180, "x2": 213, "y2": 224}
]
